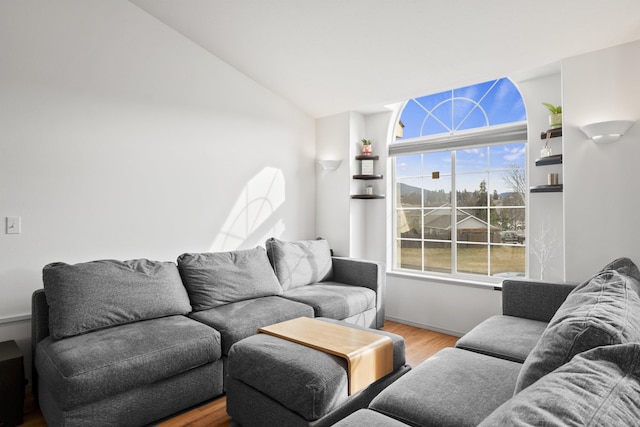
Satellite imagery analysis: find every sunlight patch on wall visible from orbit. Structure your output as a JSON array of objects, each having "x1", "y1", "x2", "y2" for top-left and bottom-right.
[{"x1": 210, "y1": 167, "x2": 285, "y2": 251}]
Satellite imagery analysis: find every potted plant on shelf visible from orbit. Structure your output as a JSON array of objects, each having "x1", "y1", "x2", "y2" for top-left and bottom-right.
[
  {"x1": 542, "y1": 103, "x2": 562, "y2": 130},
  {"x1": 361, "y1": 138, "x2": 372, "y2": 156}
]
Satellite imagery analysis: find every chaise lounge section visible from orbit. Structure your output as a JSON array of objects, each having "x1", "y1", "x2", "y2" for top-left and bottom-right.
[{"x1": 334, "y1": 257, "x2": 640, "y2": 426}]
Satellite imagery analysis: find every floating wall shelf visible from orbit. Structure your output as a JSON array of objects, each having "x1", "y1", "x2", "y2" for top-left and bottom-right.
[
  {"x1": 351, "y1": 194, "x2": 385, "y2": 200},
  {"x1": 540, "y1": 128, "x2": 563, "y2": 139},
  {"x1": 352, "y1": 154, "x2": 384, "y2": 199},
  {"x1": 535, "y1": 154, "x2": 562, "y2": 166},
  {"x1": 530, "y1": 184, "x2": 563, "y2": 193}
]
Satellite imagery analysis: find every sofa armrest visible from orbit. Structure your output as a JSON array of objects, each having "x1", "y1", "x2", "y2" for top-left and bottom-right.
[
  {"x1": 331, "y1": 257, "x2": 386, "y2": 329},
  {"x1": 502, "y1": 280, "x2": 577, "y2": 323},
  {"x1": 31, "y1": 288, "x2": 50, "y2": 400},
  {"x1": 32, "y1": 289, "x2": 50, "y2": 345}
]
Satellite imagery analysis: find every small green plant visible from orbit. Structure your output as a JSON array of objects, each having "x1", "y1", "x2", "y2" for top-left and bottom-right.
[
  {"x1": 361, "y1": 138, "x2": 372, "y2": 145},
  {"x1": 542, "y1": 103, "x2": 562, "y2": 115}
]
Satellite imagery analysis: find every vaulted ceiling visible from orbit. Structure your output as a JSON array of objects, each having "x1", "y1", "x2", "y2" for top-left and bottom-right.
[{"x1": 130, "y1": 0, "x2": 640, "y2": 118}]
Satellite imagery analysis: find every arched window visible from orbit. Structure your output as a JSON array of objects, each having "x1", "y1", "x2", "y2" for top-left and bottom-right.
[{"x1": 391, "y1": 78, "x2": 527, "y2": 280}]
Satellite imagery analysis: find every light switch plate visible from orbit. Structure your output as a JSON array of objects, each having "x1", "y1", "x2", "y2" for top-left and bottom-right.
[{"x1": 6, "y1": 217, "x2": 21, "y2": 234}]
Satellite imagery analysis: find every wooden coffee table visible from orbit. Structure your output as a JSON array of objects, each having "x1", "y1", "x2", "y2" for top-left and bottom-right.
[{"x1": 258, "y1": 317, "x2": 393, "y2": 395}]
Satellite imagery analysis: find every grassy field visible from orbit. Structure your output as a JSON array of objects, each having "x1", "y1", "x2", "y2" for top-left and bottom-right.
[{"x1": 399, "y1": 245, "x2": 525, "y2": 276}]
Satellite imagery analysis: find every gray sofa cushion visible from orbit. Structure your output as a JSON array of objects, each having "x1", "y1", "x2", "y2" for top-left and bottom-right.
[
  {"x1": 43, "y1": 259, "x2": 192, "y2": 339},
  {"x1": 177, "y1": 247, "x2": 283, "y2": 311},
  {"x1": 189, "y1": 296, "x2": 314, "y2": 355},
  {"x1": 35, "y1": 315, "x2": 221, "y2": 409},
  {"x1": 455, "y1": 315, "x2": 548, "y2": 363},
  {"x1": 333, "y1": 409, "x2": 411, "y2": 427},
  {"x1": 282, "y1": 282, "x2": 376, "y2": 321},
  {"x1": 480, "y1": 343, "x2": 640, "y2": 426},
  {"x1": 515, "y1": 257, "x2": 640, "y2": 392},
  {"x1": 229, "y1": 333, "x2": 348, "y2": 421},
  {"x1": 265, "y1": 237, "x2": 333, "y2": 290},
  {"x1": 370, "y1": 347, "x2": 522, "y2": 427}
]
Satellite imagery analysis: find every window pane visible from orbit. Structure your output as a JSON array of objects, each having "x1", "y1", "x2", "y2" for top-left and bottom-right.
[
  {"x1": 424, "y1": 207, "x2": 452, "y2": 240},
  {"x1": 397, "y1": 240, "x2": 421, "y2": 270},
  {"x1": 457, "y1": 243, "x2": 488, "y2": 275},
  {"x1": 489, "y1": 143, "x2": 526, "y2": 170},
  {"x1": 456, "y1": 148, "x2": 489, "y2": 174},
  {"x1": 478, "y1": 79, "x2": 526, "y2": 125},
  {"x1": 397, "y1": 209, "x2": 421, "y2": 238},
  {"x1": 425, "y1": 241, "x2": 451, "y2": 274},
  {"x1": 456, "y1": 105, "x2": 488, "y2": 131},
  {"x1": 396, "y1": 100, "x2": 426, "y2": 140},
  {"x1": 456, "y1": 173, "x2": 489, "y2": 207},
  {"x1": 490, "y1": 207, "x2": 525, "y2": 243},
  {"x1": 396, "y1": 155, "x2": 422, "y2": 178},
  {"x1": 489, "y1": 170, "x2": 526, "y2": 207},
  {"x1": 490, "y1": 245, "x2": 525, "y2": 277},
  {"x1": 423, "y1": 151, "x2": 452, "y2": 175},
  {"x1": 454, "y1": 80, "x2": 497, "y2": 102},
  {"x1": 397, "y1": 178, "x2": 422, "y2": 207},
  {"x1": 423, "y1": 176, "x2": 451, "y2": 208},
  {"x1": 457, "y1": 208, "x2": 489, "y2": 243}
]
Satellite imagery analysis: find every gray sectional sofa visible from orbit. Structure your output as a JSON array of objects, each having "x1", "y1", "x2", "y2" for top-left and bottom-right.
[
  {"x1": 334, "y1": 257, "x2": 640, "y2": 426},
  {"x1": 31, "y1": 238, "x2": 385, "y2": 427}
]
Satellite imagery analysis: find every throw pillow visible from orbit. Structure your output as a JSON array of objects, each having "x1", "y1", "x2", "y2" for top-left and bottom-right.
[
  {"x1": 514, "y1": 257, "x2": 640, "y2": 392},
  {"x1": 265, "y1": 237, "x2": 333, "y2": 290},
  {"x1": 43, "y1": 259, "x2": 192, "y2": 340},
  {"x1": 480, "y1": 343, "x2": 640, "y2": 426},
  {"x1": 177, "y1": 246, "x2": 283, "y2": 311}
]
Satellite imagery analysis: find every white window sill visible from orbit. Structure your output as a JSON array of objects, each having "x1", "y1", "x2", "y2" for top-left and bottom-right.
[{"x1": 386, "y1": 270, "x2": 506, "y2": 291}]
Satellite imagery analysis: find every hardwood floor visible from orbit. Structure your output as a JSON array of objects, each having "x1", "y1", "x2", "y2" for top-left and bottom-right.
[{"x1": 21, "y1": 321, "x2": 458, "y2": 427}]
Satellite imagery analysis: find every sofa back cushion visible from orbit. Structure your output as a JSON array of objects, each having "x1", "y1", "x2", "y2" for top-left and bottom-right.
[
  {"x1": 43, "y1": 259, "x2": 192, "y2": 340},
  {"x1": 480, "y1": 343, "x2": 640, "y2": 426},
  {"x1": 514, "y1": 257, "x2": 640, "y2": 392},
  {"x1": 265, "y1": 238, "x2": 333, "y2": 290},
  {"x1": 177, "y1": 247, "x2": 283, "y2": 311}
]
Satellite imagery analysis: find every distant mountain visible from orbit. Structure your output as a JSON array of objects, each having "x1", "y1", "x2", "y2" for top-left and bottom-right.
[{"x1": 397, "y1": 182, "x2": 519, "y2": 205}]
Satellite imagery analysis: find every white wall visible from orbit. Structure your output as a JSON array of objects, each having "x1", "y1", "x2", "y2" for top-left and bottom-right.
[
  {"x1": 348, "y1": 112, "x2": 368, "y2": 258},
  {"x1": 562, "y1": 40, "x2": 640, "y2": 281},
  {"x1": 0, "y1": 0, "x2": 315, "y2": 367},
  {"x1": 316, "y1": 113, "x2": 351, "y2": 256},
  {"x1": 517, "y1": 72, "x2": 565, "y2": 282},
  {"x1": 363, "y1": 112, "x2": 393, "y2": 262}
]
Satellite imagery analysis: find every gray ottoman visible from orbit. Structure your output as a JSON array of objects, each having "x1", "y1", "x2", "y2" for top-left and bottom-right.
[{"x1": 226, "y1": 318, "x2": 410, "y2": 427}]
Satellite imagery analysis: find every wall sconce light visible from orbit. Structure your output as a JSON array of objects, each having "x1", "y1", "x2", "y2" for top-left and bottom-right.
[
  {"x1": 317, "y1": 160, "x2": 342, "y2": 171},
  {"x1": 580, "y1": 120, "x2": 635, "y2": 144}
]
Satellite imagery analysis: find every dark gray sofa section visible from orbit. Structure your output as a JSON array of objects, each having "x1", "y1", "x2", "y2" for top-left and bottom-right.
[
  {"x1": 31, "y1": 239, "x2": 386, "y2": 426},
  {"x1": 334, "y1": 257, "x2": 640, "y2": 427},
  {"x1": 455, "y1": 279, "x2": 576, "y2": 363},
  {"x1": 32, "y1": 259, "x2": 225, "y2": 427},
  {"x1": 370, "y1": 347, "x2": 522, "y2": 427},
  {"x1": 266, "y1": 238, "x2": 385, "y2": 329},
  {"x1": 189, "y1": 296, "x2": 314, "y2": 356}
]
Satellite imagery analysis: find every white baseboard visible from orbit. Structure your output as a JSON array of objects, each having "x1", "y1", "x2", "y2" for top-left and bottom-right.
[{"x1": 0, "y1": 313, "x2": 31, "y2": 325}]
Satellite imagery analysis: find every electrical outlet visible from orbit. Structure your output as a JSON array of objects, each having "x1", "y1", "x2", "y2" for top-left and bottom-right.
[{"x1": 6, "y1": 217, "x2": 21, "y2": 234}]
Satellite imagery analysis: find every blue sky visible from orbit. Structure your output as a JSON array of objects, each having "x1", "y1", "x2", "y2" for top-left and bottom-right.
[
  {"x1": 398, "y1": 78, "x2": 526, "y2": 138},
  {"x1": 395, "y1": 78, "x2": 526, "y2": 196}
]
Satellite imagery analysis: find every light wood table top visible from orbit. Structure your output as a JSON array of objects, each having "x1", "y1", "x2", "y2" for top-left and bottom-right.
[{"x1": 258, "y1": 317, "x2": 394, "y2": 395}]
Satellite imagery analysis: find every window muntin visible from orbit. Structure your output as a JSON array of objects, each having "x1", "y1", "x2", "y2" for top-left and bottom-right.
[{"x1": 392, "y1": 78, "x2": 526, "y2": 281}]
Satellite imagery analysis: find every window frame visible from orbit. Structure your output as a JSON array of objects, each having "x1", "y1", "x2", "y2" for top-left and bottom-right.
[{"x1": 391, "y1": 123, "x2": 528, "y2": 284}]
